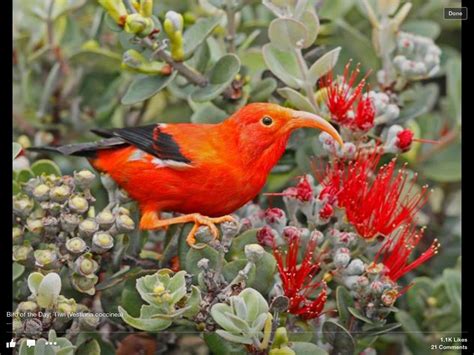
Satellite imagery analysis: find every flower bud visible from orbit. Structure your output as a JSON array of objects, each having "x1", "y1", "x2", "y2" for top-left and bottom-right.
[
  {"x1": 264, "y1": 208, "x2": 287, "y2": 233},
  {"x1": 345, "y1": 258, "x2": 365, "y2": 275},
  {"x1": 96, "y1": 210, "x2": 115, "y2": 229},
  {"x1": 43, "y1": 216, "x2": 60, "y2": 236},
  {"x1": 125, "y1": 13, "x2": 154, "y2": 36},
  {"x1": 381, "y1": 289, "x2": 399, "y2": 307},
  {"x1": 79, "y1": 312, "x2": 101, "y2": 330},
  {"x1": 310, "y1": 230, "x2": 324, "y2": 245},
  {"x1": 334, "y1": 248, "x2": 351, "y2": 268},
  {"x1": 245, "y1": 244, "x2": 265, "y2": 263},
  {"x1": 17, "y1": 301, "x2": 39, "y2": 314},
  {"x1": 122, "y1": 49, "x2": 170, "y2": 75},
  {"x1": 98, "y1": 0, "x2": 128, "y2": 26},
  {"x1": 117, "y1": 207, "x2": 131, "y2": 216},
  {"x1": 66, "y1": 237, "x2": 88, "y2": 254},
  {"x1": 117, "y1": 188, "x2": 131, "y2": 204},
  {"x1": 71, "y1": 273, "x2": 98, "y2": 295},
  {"x1": 60, "y1": 213, "x2": 81, "y2": 233},
  {"x1": 56, "y1": 296, "x2": 77, "y2": 315},
  {"x1": 257, "y1": 226, "x2": 276, "y2": 247},
  {"x1": 282, "y1": 226, "x2": 301, "y2": 242},
  {"x1": 139, "y1": 0, "x2": 153, "y2": 17},
  {"x1": 115, "y1": 214, "x2": 135, "y2": 233},
  {"x1": 369, "y1": 280, "x2": 384, "y2": 295},
  {"x1": 13, "y1": 245, "x2": 33, "y2": 262},
  {"x1": 26, "y1": 218, "x2": 44, "y2": 235},
  {"x1": 23, "y1": 318, "x2": 43, "y2": 337},
  {"x1": 164, "y1": 11, "x2": 184, "y2": 33},
  {"x1": 164, "y1": 11, "x2": 185, "y2": 61},
  {"x1": 13, "y1": 227, "x2": 23, "y2": 244},
  {"x1": 73, "y1": 169, "x2": 96, "y2": 189},
  {"x1": 49, "y1": 185, "x2": 71, "y2": 203},
  {"x1": 32, "y1": 184, "x2": 50, "y2": 202},
  {"x1": 23, "y1": 178, "x2": 40, "y2": 196},
  {"x1": 13, "y1": 195, "x2": 34, "y2": 218},
  {"x1": 79, "y1": 218, "x2": 99, "y2": 238},
  {"x1": 75, "y1": 254, "x2": 99, "y2": 276},
  {"x1": 366, "y1": 262, "x2": 385, "y2": 275},
  {"x1": 68, "y1": 195, "x2": 89, "y2": 214},
  {"x1": 92, "y1": 232, "x2": 114, "y2": 253},
  {"x1": 34, "y1": 249, "x2": 57, "y2": 268},
  {"x1": 197, "y1": 258, "x2": 210, "y2": 270}
]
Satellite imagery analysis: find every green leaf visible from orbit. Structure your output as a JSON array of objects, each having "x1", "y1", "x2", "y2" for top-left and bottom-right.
[
  {"x1": 13, "y1": 262, "x2": 25, "y2": 281},
  {"x1": 215, "y1": 330, "x2": 253, "y2": 345},
  {"x1": 420, "y1": 140, "x2": 461, "y2": 182},
  {"x1": 227, "y1": 229, "x2": 258, "y2": 260},
  {"x1": 211, "y1": 303, "x2": 242, "y2": 333},
  {"x1": 16, "y1": 169, "x2": 35, "y2": 183},
  {"x1": 185, "y1": 244, "x2": 221, "y2": 278},
  {"x1": 37, "y1": 273, "x2": 61, "y2": 308},
  {"x1": 360, "y1": 323, "x2": 401, "y2": 338},
  {"x1": 27, "y1": 272, "x2": 44, "y2": 295},
  {"x1": 395, "y1": 310, "x2": 425, "y2": 344},
  {"x1": 336, "y1": 286, "x2": 354, "y2": 327},
  {"x1": 13, "y1": 180, "x2": 21, "y2": 195},
  {"x1": 323, "y1": 320, "x2": 355, "y2": 355},
  {"x1": 402, "y1": 20, "x2": 441, "y2": 39},
  {"x1": 262, "y1": 44, "x2": 304, "y2": 88},
  {"x1": 239, "y1": 288, "x2": 269, "y2": 323},
  {"x1": 308, "y1": 47, "x2": 341, "y2": 85},
  {"x1": 191, "y1": 54, "x2": 241, "y2": 102},
  {"x1": 204, "y1": 333, "x2": 247, "y2": 354},
  {"x1": 298, "y1": 9, "x2": 320, "y2": 47},
  {"x1": 446, "y1": 57, "x2": 461, "y2": 124},
  {"x1": 184, "y1": 16, "x2": 223, "y2": 58},
  {"x1": 223, "y1": 259, "x2": 256, "y2": 284},
  {"x1": 76, "y1": 339, "x2": 101, "y2": 355},
  {"x1": 278, "y1": 87, "x2": 314, "y2": 113},
  {"x1": 443, "y1": 268, "x2": 461, "y2": 312},
  {"x1": 13, "y1": 142, "x2": 22, "y2": 160},
  {"x1": 122, "y1": 72, "x2": 177, "y2": 105},
  {"x1": 118, "y1": 305, "x2": 172, "y2": 331},
  {"x1": 291, "y1": 342, "x2": 328, "y2": 355},
  {"x1": 268, "y1": 18, "x2": 308, "y2": 51},
  {"x1": 398, "y1": 83, "x2": 439, "y2": 122},
  {"x1": 70, "y1": 45, "x2": 121, "y2": 72},
  {"x1": 348, "y1": 307, "x2": 374, "y2": 324},
  {"x1": 190, "y1": 102, "x2": 228, "y2": 123},
  {"x1": 249, "y1": 78, "x2": 277, "y2": 102},
  {"x1": 31, "y1": 159, "x2": 61, "y2": 176}
]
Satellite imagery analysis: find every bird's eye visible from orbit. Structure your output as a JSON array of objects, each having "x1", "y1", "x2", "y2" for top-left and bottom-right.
[{"x1": 261, "y1": 116, "x2": 273, "y2": 126}]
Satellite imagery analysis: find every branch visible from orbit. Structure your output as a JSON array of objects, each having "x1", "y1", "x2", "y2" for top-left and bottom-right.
[{"x1": 225, "y1": 0, "x2": 237, "y2": 53}]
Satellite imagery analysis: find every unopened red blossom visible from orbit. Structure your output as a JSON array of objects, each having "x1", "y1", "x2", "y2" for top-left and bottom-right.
[
  {"x1": 320, "y1": 150, "x2": 429, "y2": 239},
  {"x1": 396, "y1": 128, "x2": 414, "y2": 152},
  {"x1": 273, "y1": 231, "x2": 327, "y2": 319},
  {"x1": 321, "y1": 61, "x2": 375, "y2": 132}
]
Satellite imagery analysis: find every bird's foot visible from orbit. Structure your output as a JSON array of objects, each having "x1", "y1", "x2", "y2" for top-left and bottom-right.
[
  {"x1": 185, "y1": 215, "x2": 235, "y2": 249},
  {"x1": 139, "y1": 212, "x2": 235, "y2": 249}
]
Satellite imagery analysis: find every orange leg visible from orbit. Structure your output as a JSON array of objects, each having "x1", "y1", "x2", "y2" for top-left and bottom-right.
[{"x1": 140, "y1": 211, "x2": 235, "y2": 248}]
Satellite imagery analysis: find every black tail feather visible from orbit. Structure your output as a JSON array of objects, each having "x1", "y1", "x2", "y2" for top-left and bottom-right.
[{"x1": 28, "y1": 138, "x2": 128, "y2": 157}]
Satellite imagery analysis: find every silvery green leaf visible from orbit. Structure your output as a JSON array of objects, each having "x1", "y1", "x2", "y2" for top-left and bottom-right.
[
  {"x1": 167, "y1": 271, "x2": 187, "y2": 299},
  {"x1": 291, "y1": 342, "x2": 328, "y2": 355},
  {"x1": 278, "y1": 87, "x2": 315, "y2": 113},
  {"x1": 211, "y1": 303, "x2": 242, "y2": 333},
  {"x1": 27, "y1": 272, "x2": 44, "y2": 296},
  {"x1": 262, "y1": 44, "x2": 304, "y2": 88},
  {"x1": 298, "y1": 9, "x2": 320, "y2": 47},
  {"x1": 268, "y1": 18, "x2": 308, "y2": 51},
  {"x1": 402, "y1": 20, "x2": 441, "y2": 39},
  {"x1": 184, "y1": 16, "x2": 223, "y2": 59},
  {"x1": 136, "y1": 273, "x2": 161, "y2": 305},
  {"x1": 225, "y1": 312, "x2": 251, "y2": 333},
  {"x1": 183, "y1": 286, "x2": 202, "y2": 317},
  {"x1": 251, "y1": 312, "x2": 269, "y2": 332},
  {"x1": 191, "y1": 54, "x2": 241, "y2": 102},
  {"x1": 249, "y1": 78, "x2": 277, "y2": 102},
  {"x1": 239, "y1": 288, "x2": 269, "y2": 324},
  {"x1": 215, "y1": 330, "x2": 254, "y2": 345},
  {"x1": 322, "y1": 320, "x2": 355, "y2": 355},
  {"x1": 37, "y1": 272, "x2": 61, "y2": 308},
  {"x1": 231, "y1": 295, "x2": 248, "y2": 320},
  {"x1": 308, "y1": 47, "x2": 341, "y2": 85},
  {"x1": 118, "y1": 305, "x2": 172, "y2": 331},
  {"x1": 122, "y1": 72, "x2": 177, "y2": 105}
]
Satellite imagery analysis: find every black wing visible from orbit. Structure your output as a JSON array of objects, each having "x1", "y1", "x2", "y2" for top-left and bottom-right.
[{"x1": 91, "y1": 125, "x2": 191, "y2": 164}]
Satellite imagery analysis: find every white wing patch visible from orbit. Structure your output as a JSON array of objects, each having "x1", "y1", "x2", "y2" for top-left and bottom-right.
[{"x1": 127, "y1": 148, "x2": 192, "y2": 169}]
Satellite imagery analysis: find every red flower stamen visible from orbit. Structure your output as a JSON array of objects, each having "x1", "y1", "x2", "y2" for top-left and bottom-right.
[
  {"x1": 273, "y1": 233, "x2": 327, "y2": 319},
  {"x1": 320, "y1": 150, "x2": 429, "y2": 239},
  {"x1": 321, "y1": 61, "x2": 374, "y2": 131},
  {"x1": 373, "y1": 226, "x2": 440, "y2": 282}
]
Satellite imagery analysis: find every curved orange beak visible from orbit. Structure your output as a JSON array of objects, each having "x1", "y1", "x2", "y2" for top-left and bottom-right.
[{"x1": 286, "y1": 110, "x2": 343, "y2": 146}]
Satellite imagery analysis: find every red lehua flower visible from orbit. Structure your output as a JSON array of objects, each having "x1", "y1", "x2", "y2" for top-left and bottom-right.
[
  {"x1": 396, "y1": 129, "x2": 414, "y2": 152},
  {"x1": 273, "y1": 233, "x2": 327, "y2": 319},
  {"x1": 321, "y1": 61, "x2": 374, "y2": 131},
  {"x1": 320, "y1": 150, "x2": 429, "y2": 239},
  {"x1": 373, "y1": 226, "x2": 440, "y2": 282}
]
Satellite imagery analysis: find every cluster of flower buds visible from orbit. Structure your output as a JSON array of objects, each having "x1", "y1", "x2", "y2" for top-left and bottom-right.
[
  {"x1": 368, "y1": 91, "x2": 400, "y2": 125},
  {"x1": 13, "y1": 170, "x2": 136, "y2": 295},
  {"x1": 392, "y1": 32, "x2": 441, "y2": 80},
  {"x1": 122, "y1": 49, "x2": 172, "y2": 75},
  {"x1": 164, "y1": 11, "x2": 185, "y2": 61},
  {"x1": 99, "y1": 0, "x2": 154, "y2": 35}
]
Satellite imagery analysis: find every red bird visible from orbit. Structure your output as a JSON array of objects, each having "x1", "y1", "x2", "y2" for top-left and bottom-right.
[{"x1": 31, "y1": 103, "x2": 342, "y2": 246}]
